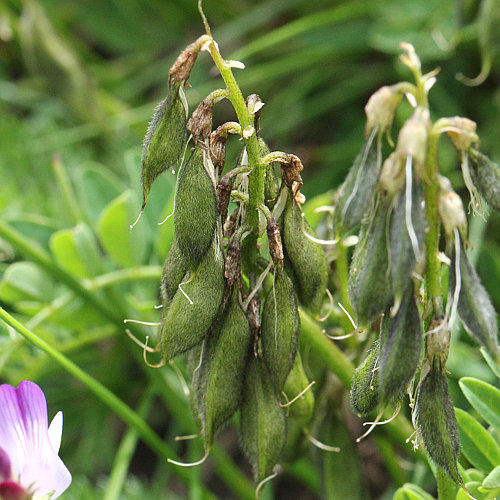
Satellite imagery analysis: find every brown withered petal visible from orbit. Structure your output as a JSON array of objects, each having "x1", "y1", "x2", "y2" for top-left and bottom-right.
[
  {"x1": 266, "y1": 217, "x2": 284, "y2": 270},
  {"x1": 280, "y1": 154, "x2": 304, "y2": 198},
  {"x1": 169, "y1": 35, "x2": 208, "y2": 85},
  {"x1": 210, "y1": 128, "x2": 228, "y2": 176},
  {"x1": 216, "y1": 173, "x2": 233, "y2": 224},
  {"x1": 224, "y1": 236, "x2": 242, "y2": 291},
  {"x1": 187, "y1": 98, "x2": 213, "y2": 142}
]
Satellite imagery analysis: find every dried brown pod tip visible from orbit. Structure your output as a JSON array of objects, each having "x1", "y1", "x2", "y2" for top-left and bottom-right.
[{"x1": 169, "y1": 34, "x2": 210, "y2": 86}]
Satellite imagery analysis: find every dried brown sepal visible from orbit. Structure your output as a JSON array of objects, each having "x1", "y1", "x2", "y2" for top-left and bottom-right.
[
  {"x1": 224, "y1": 209, "x2": 239, "y2": 239},
  {"x1": 216, "y1": 172, "x2": 233, "y2": 223},
  {"x1": 224, "y1": 237, "x2": 242, "y2": 291},
  {"x1": 169, "y1": 35, "x2": 209, "y2": 86},
  {"x1": 280, "y1": 154, "x2": 304, "y2": 199},
  {"x1": 266, "y1": 217, "x2": 284, "y2": 270},
  {"x1": 246, "y1": 294, "x2": 261, "y2": 356},
  {"x1": 187, "y1": 97, "x2": 213, "y2": 143},
  {"x1": 210, "y1": 127, "x2": 228, "y2": 176},
  {"x1": 246, "y1": 93, "x2": 264, "y2": 133}
]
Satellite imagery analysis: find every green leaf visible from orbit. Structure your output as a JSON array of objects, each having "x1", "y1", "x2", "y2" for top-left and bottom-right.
[
  {"x1": 480, "y1": 347, "x2": 500, "y2": 380},
  {"x1": 483, "y1": 465, "x2": 500, "y2": 489},
  {"x1": 455, "y1": 408, "x2": 500, "y2": 473},
  {"x1": 0, "y1": 261, "x2": 53, "y2": 304},
  {"x1": 394, "y1": 483, "x2": 435, "y2": 500},
  {"x1": 77, "y1": 166, "x2": 123, "y2": 226},
  {"x1": 97, "y1": 190, "x2": 149, "y2": 268},
  {"x1": 459, "y1": 377, "x2": 500, "y2": 431},
  {"x1": 456, "y1": 481, "x2": 498, "y2": 500}
]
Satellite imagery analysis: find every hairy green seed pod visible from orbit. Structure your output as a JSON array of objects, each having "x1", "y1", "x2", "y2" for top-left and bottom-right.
[
  {"x1": 350, "y1": 340, "x2": 380, "y2": 417},
  {"x1": 261, "y1": 270, "x2": 300, "y2": 392},
  {"x1": 348, "y1": 198, "x2": 393, "y2": 327},
  {"x1": 334, "y1": 128, "x2": 381, "y2": 233},
  {"x1": 389, "y1": 179, "x2": 425, "y2": 313},
  {"x1": 142, "y1": 81, "x2": 187, "y2": 206},
  {"x1": 283, "y1": 353, "x2": 315, "y2": 425},
  {"x1": 160, "y1": 238, "x2": 187, "y2": 307},
  {"x1": 196, "y1": 289, "x2": 252, "y2": 449},
  {"x1": 159, "y1": 242, "x2": 225, "y2": 360},
  {"x1": 187, "y1": 343, "x2": 203, "y2": 428},
  {"x1": 468, "y1": 147, "x2": 500, "y2": 211},
  {"x1": 175, "y1": 147, "x2": 218, "y2": 270},
  {"x1": 379, "y1": 286, "x2": 422, "y2": 406},
  {"x1": 240, "y1": 356, "x2": 287, "y2": 482},
  {"x1": 282, "y1": 196, "x2": 328, "y2": 313},
  {"x1": 414, "y1": 365, "x2": 462, "y2": 485},
  {"x1": 449, "y1": 237, "x2": 499, "y2": 358}
]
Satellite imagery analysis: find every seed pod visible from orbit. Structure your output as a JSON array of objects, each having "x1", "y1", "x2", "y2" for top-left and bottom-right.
[
  {"x1": 449, "y1": 236, "x2": 499, "y2": 358},
  {"x1": 468, "y1": 147, "x2": 500, "y2": 211},
  {"x1": 240, "y1": 356, "x2": 286, "y2": 482},
  {"x1": 379, "y1": 285, "x2": 422, "y2": 406},
  {"x1": 141, "y1": 81, "x2": 188, "y2": 207},
  {"x1": 282, "y1": 196, "x2": 328, "y2": 313},
  {"x1": 334, "y1": 127, "x2": 381, "y2": 232},
  {"x1": 389, "y1": 179, "x2": 425, "y2": 313},
  {"x1": 160, "y1": 238, "x2": 187, "y2": 307},
  {"x1": 159, "y1": 242, "x2": 225, "y2": 360},
  {"x1": 414, "y1": 365, "x2": 463, "y2": 485},
  {"x1": 364, "y1": 84, "x2": 403, "y2": 136},
  {"x1": 350, "y1": 340, "x2": 380, "y2": 417},
  {"x1": 395, "y1": 107, "x2": 429, "y2": 168},
  {"x1": 187, "y1": 343, "x2": 203, "y2": 428},
  {"x1": 196, "y1": 289, "x2": 252, "y2": 450},
  {"x1": 175, "y1": 147, "x2": 217, "y2": 270},
  {"x1": 348, "y1": 198, "x2": 393, "y2": 327},
  {"x1": 283, "y1": 353, "x2": 315, "y2": 425},
  {"x1": 261, "y1": 270, "x2": 300, "y2": 392}
]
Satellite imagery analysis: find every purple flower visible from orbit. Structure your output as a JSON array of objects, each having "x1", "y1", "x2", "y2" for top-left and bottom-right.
[{"x1": 0, "y1": 381, "x2": 71, "y2": 499}]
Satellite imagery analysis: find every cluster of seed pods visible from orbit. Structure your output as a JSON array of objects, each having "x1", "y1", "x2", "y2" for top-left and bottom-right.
[
  {"x1": 139, "y1": 36, "x2": 328, "y2": 483},
  {"x1": 343, "y1": 44, "x2": 500, "y2": 485}
]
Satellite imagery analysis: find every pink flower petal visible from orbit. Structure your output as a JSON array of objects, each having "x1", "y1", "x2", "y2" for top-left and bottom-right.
[{"x1": 0, "y1": 382, "x2": 71, "y2": 499}]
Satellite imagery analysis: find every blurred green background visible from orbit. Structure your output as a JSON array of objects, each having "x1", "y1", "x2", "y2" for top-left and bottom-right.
[{"x1": 1, "y1": 0, "x2": 500, "y2": 498}]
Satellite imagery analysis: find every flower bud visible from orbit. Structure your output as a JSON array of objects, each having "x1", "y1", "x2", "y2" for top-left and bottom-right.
[
  {"x1": 395, "y1": 107, "x2": 429, "y2": 167},
  {"x1": 437, "y1": 176, "x2": 467, "y2": 240},
  {"x1": 446, "y1": 117, "x2": 478, "y2": 151},
  {"x1": 364, "y1": 85, "x2": 402, "y2": 136},
  {"x1": 261, "y1": 270, "x2": 300, "y2": 393},
  {"x1": 379, "y1": 152, "x2": 405, "y2": 198},
  {"x1": 240, "y1": 357, "x2": 286, "y2": 482}
]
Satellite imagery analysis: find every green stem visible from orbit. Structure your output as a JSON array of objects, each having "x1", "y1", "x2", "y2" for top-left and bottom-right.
[
  {"x1": 0, "y1": 306, "x2": 216, "y2": 500},
  {"x1": 202, "y1": 19, "x2": 264, "y2": 274},
  {"x1": 423, "y1": 133, "x2": 443, "y2": 319},
  {"x1": 436, "y1": 466, "x2": 457, "y2": 500},
  {"x1": 103, "y1": 387, "x2": 155, "y2": 500}
]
